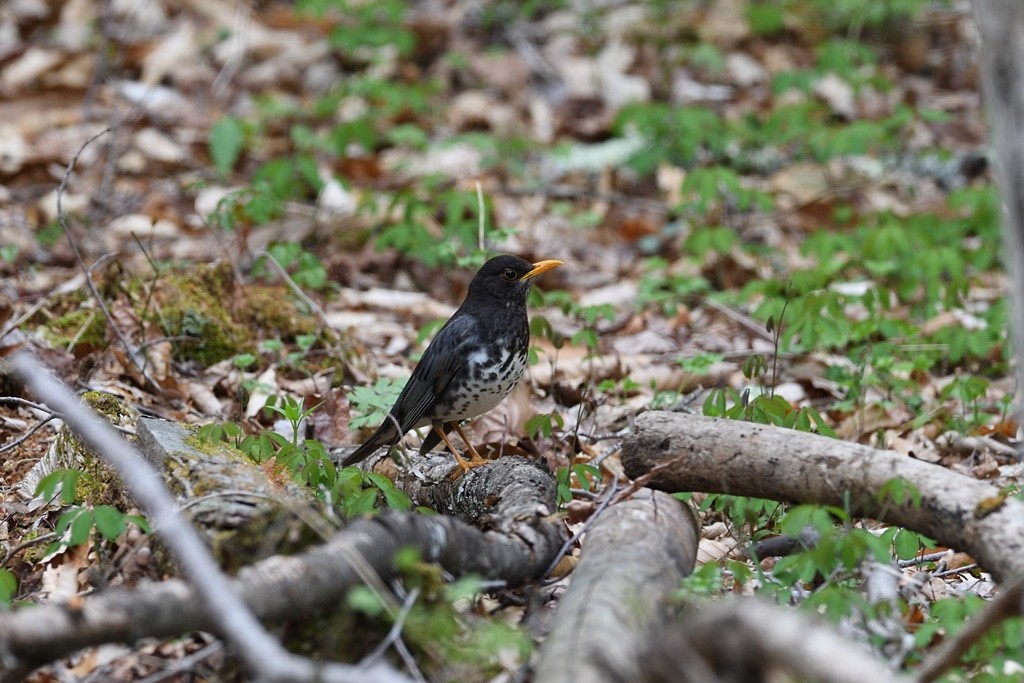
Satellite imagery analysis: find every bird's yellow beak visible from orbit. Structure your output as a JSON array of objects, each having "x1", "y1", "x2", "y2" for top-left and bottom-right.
[{"x1": 521, "y1": 259, "x2": 562, "y2": 281}]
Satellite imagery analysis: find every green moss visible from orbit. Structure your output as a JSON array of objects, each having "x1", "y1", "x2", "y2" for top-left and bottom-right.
[
  {"x1": 55, "y1": 392, "x2": 136, "y2": 509},
  {"x1": 241, "y1": 286, "x2": 318, "y2": 339},
  {"x1": 30, "y1": 292, "x2": 107, "y2": 355},
  {"x1": 155, "y1": 261, "x2": 318, "y2": 367},
  {"x1": 29, "y1": 258, "x2": 323, "y2": 369},
  {"x1": 157, "y1": 263, "x2": 249, "y2": 366},
  {"x1": 20, "y1": 529, "x2": 49, "y2": 564}
]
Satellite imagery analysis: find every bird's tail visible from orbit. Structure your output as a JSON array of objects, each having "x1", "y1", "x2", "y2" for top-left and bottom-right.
[{"x1": 341, "y1": 421, "x2": 398, "y2": 466}]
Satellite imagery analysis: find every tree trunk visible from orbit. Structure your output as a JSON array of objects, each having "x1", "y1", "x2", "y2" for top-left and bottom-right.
[{"x1": 974, "y1": 0, "x2": 1024, "y2": 429}]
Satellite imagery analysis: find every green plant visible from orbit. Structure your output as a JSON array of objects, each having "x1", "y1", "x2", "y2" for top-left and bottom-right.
[
  {"x1": 597, "y1": 377, "x2": 641, "y2": 404},
  {"x1": 678, "y1": 167, "x2": 774, "y2": 218},
  {"x1": 348, "y1": 377, "x2": 407, "y2": 430},
  {"x1": 209, "y1": 116, "x2": 246, "y2": 176},
  {"x1": 699, "y1": 493, "x2": 785, "y2": 542},
  {"x1": 535, "y1": 290, "x2": 614, "y2": 354},
  {"x1": 676, "y1": 562, "x2": 726, "y2": 599},
  {"x1": 701, "y1": 340, "x2": 836, "y2": 436},
  {"x1": 0, "y1": 568, "x2": 15, "y2": 605},
  {"x1": 346, "y1": 558, "x2": 533, "y2": 671},
  {"x1": 375, "y1": 185, "x2": 500, "y2": 268},
  {"x1": 199, "y1": 397, "x2": 412, "y2": 515},
  {"x1": 330, "y1": 467, "x2": 411, "y2": 517},
  {"x1": 207, "y1": 155, "x2": 322, "y2": 231},
  {"x1": 34, "y1": 469, "x2": 150, "y2": 560},
  {"x1": 677, "y1": 353, "x2": 725, "y2": 376},
  {"x1": 614, "y1": 103, "x2": 727, "y2": 173},
  {"x1": 914, "y1": 596, "x2": 1024, "y2": 679},
  {"x1": 254, "y1": 243, "x2": 330, "y2": 291},
  {"x1": 555, "y1": 463, "x2": 600, "y2": 507},
  {"x1": 940, "y1": 375, "x2": 993, "y2": 434},
  {"x1": 525, "y1": 412, "x2": 564, "y2": 439},
  {"x1": 636, "y1": 258, "x2": 711, "y2": 315},
  {"x1": 300, "y1": 0, "x2": 416, "y2": 58},
  {"x1": 702, "y1": 386, "x2": 837, "y2": 435},
  {"x1": 783, "y1": 0, "x2": 932, "y2": 30}
]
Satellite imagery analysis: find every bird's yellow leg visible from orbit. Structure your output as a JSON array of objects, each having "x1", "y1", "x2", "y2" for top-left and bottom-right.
[
  {"x1": 433, "y1": 425, "x2": 486, "y2": 471},
  {"x1": 452, "y1": 423, "x2": 488, "y2": 463}
]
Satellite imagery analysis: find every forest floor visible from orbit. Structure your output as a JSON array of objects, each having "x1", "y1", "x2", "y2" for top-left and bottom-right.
[{"x1": 1, "y1": 0, "x2": 1020, "y2": 681}]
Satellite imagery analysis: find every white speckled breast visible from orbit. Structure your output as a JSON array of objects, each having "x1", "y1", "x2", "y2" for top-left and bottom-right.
[{"x1": 442, "y1": 337, "x2": 528, "y2": 421}]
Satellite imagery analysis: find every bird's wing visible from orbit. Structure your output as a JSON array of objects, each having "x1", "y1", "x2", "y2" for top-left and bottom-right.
[{"x1": 389, "y1": 314, "x2": 475, "y2": 431}]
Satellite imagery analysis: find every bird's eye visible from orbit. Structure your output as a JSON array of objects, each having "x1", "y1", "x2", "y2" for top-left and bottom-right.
[{"x1": 502, "y1": 268, "x2": 518, "y2": 281}]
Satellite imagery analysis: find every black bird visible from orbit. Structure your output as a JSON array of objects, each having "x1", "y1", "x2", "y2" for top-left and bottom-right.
[{"x1": 343, "y1": 255, "x2": 562, "y2": 470}]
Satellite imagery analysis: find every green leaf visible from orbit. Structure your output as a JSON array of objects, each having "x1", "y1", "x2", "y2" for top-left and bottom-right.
[
  {"x1": 382, "y1": 487, "x2": 412, "y2": 511},
  {"x1": 345, "y1": 488, "x2": 379, "y2": 517},
  {"x1": 746, "y1": 3, "x2": 785, "y2": 34},
  {"x1": 67, "y1": 509, "x2": 95, "y2": 546},
  {"x1": 0, "y1": 568, "x2": 16, "y2": 604},
  {"x1": 525, "y1": 413, "x2": 563, "y2": 439},
  {"x1": 210, "y1": 117, "x2": 245, "y2": 176},
  {"x1": 556, "y1": 482, "x2": 572, "y2": 506},
  {"x1": 893, "y1": 528, "x2": 923, "y2": 560},
  {"x1": 781, "y1": 505, "x2": 835, "y2": 537},
  {"x1": 92, "y1": 505, "x2": 127, "y2": 539},
  {"x1": 124, "y1": 514, "x2": 151, "y2": 534},
  {"x1": 347, "y1": 585, "x2": 385, "y2": 616},
  {"x1": 233, "y1": 353, "x2": 258, "y2": 369},
  {"x1": 35, "y1": 468, "x2": 82, "y2": 505},
  {"x1": 677, "y1": 352, "x2": 724, "y2": 374}
]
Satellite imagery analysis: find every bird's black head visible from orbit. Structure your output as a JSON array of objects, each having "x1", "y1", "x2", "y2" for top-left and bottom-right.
[{"x1": 465, "y1": 255, "x2": 562, "y2": 305}]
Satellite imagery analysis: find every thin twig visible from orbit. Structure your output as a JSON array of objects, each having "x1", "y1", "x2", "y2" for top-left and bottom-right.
[
  {"x1": 254, "y1": 249, "x2": 329, "y2": 328},
  {"x1": 0, "y1": 397, "x2": 53, "y2": 412},
  {"x1": 361, "y1": 587, "x2": 421, "y2": 668},
  {"x1": 0, "y1": 532, "x2": 58, "y2": 567},
  {"x1": 55, "y1": 128, "x2": 162, "y2": 395},
  {"x1": 137, "y1": 335, "x2": 197, "y2": 350},
  {"x1": 611, "y1": 456, "x2": 682, "y2": 504},
  {"x1": 932, "y1": 564, "x2": 979, "y2": 579},
  {"x1": 542, "y1": 475, "x2": 619, "y2": 581},
  {"x1": 0, "y1": 415, "x2": 61, "y2": 456},
  {"x1": 898, "y1": 551, "x2": 949, "y2": 568},
  {"x1": 111, "y1": 639, "x2": 224, "y2": 683},
  {"x1": 476, "y1": 179, "x2": 486, "y2": 251},
  {"x1": 699, "y1": 295, "x2": 773, "y2": 341}
]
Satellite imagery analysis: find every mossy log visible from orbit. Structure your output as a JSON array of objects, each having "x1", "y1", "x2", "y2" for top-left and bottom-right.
[{"x1": 136, "y1": 417, "x2": 331, "y2": 572}]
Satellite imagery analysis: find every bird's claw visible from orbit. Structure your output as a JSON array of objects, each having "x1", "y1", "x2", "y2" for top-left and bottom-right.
[{"x1": 453, "y1": 451, "x2": 489, "y2": 473}]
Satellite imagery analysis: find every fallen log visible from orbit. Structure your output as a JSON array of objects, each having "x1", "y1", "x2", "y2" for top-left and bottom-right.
[
  {"x1": 622, "y1": 411, "x2": 1024, "y2": 581},
  {"x1": 534, "y1": 489, "x2": 699, "y2": 683}
]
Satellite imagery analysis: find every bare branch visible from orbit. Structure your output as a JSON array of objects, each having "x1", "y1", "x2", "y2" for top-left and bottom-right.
[{"x1": 10, "y1": 351, "x2": 410, "y2": 683}]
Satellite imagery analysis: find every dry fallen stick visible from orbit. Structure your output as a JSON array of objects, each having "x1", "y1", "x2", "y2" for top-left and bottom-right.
[
  {"x1": 623, "y1": 411, "x2": 1024, "y2": 581},
  {"x1": 9, "y1": 351, "x2": 410, "y2": 683},
  {"x1": 534, "y1": 489, "x2": 699, "y2": 683},
  {"x1": 640, "y1": 599, "x2": 913, "y2": 683},
  {"x1": 3, "y1": 354, "x2": 564, "y2": 681},
  {"x1": 622, "y1": 411, "x2": 1024, "y2": 682}
]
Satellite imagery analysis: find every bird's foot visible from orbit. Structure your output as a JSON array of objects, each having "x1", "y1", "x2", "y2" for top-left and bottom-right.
[{"x1": 453, "y1": 451, "x2": 490, "y2": 472}]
